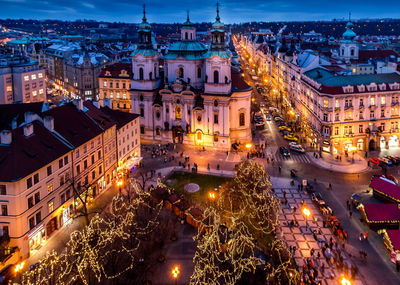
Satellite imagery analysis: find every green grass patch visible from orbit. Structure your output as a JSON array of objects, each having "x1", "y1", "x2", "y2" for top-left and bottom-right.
[{"x1": 166, "y1": 171, "x2": 231, "y2": 205}]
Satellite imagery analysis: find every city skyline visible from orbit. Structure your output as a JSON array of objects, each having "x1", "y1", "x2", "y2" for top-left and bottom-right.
[{"x1": 0, "y1": 0, "x2": 399, "y2": 23}]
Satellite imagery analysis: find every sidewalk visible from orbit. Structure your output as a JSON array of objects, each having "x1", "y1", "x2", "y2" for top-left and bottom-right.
[{"x1": 308, "y1": 152, "x2": 369, "y2": 174}]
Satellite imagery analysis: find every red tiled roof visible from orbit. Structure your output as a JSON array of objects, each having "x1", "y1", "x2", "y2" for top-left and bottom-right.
[
  {"x1": 100, "y1": 106, "x2": 139, "y2": 130},
  {"x1": 42, "y1": 103, "x2": 103, "y2": 148},
  {"x1": 231, "y1": 67, "x2": 252, "y2": 92},
  {"x1": 0, "y1": 102, "x2": 46, "y2": 130},
  {"x1": 359, "y1": 50, "x2": 399, "y2": 60},
  {"x1": 387, "y1": 230, "x2": 400, "y2": 251},
  {"x1": 83, "y1": 101, "x2": 116, "y2": 131},
  {"x1": 99, "y1": 62, "x2": 132, "y2": 78},
  {"x1": 370, "y1": 176, "x2": 400, "y2": 203},
  {"x1": 363, "y1": 204, "x2": 400, "y2": 222},
  {"x1": 0, "y1": 121, "x2": 71, "y2": 182}
]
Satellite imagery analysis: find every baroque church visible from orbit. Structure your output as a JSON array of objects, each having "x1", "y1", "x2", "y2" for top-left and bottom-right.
[{"x1": 130, "y1": 5, "x2": 252, "y2": 150}]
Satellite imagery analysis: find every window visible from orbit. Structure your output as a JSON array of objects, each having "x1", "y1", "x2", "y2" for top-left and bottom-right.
[
  {"x1": 140, "y1": 107, "x2": 144, "y2": 117},
  {"x1": 38, "y1": 73, "x2": 43, "y2": 78},
  {"x1": 370, "y1": 97, "x2": 375, "y2": 106},
  {"x1": 91, "y1": 155, "x2": 95, "y2": 164},
  {"x1": 359, "y1": 111, "x2": 364, "y2": 119},
  {"x1": 335, "y1": 113, "x2": 339, "y2": 121},
  {"x1": 99, "y1": 165, "x2": 102, "y2": 175},
  {"x1": 64, "y1": 156, "x2": 68, "y2": 165},
  {"x1": 213, "y1": 70, "x2": 219, "y2": 83},
  {"x1": 0, "y1": 185, "x2": 6, "y2": 195},
  {"x1": 3, "y1": 226, "x2": 9, "y2": 237},
  {"x1": 92, "y1": 171, "x2": 95, "y2": 180},
  {"x1": 76, "y1": 165, "x2": 81, "y2": 175},
  {"x1": 359, "y1": 125, "x2": 363, "y2": 133},
  {"x1": 31, "y1": 74, "x2": 36, "y2": 80},
  {"x1": 66, "y1": 190, "x2": 71, "y2": 199},
  {"x1": 34, "y1": 173, "x2": 39, "y2": 184},
  {"x1": 381, "y1": 109, "x2": 385, "y2": 117},
  {"x1": 39, "y1": 89, "x2": 44, "y2": 94},
  {"x1": 140, "y1": 126, "x2": 145, "y2": 134},
  {"x1": 98, "y1": 150, "x2": 101, "y2": 160},
  {"x1": 239, "y1": 113, "x2": 245, "y2": 126},
  {"x1": 24, "y1": 75, "x2": 29, "y2": 81},
  {"x1": 381, "y1": 123, "x2": 385, "y2": 131},
  {"x1": 59, "y1": 159, "x2": 63, "y2": 169},
  {"x1": 1, "y1": 205, "x2": 8, "y2": 216},
  {"x1": 345, "y1": 99, "x2": 352, "y2": 108},
  {"x1": 6, "y1": 86, "x2": 12, "y2": 92},
  {"x1": 83, "y1": 145, "x2": 87, "y2": 153},
  {"x1": 110, "y1": 82, "x2": 113, "y2": 88},
  {"x1": 65, "y1": 172, "x2": 70, "y2": 182},
  {"x1": 175, "y1": 106, "x2": 182, "y2": 120},
  {"x1": 178, "y1": 67, "x2": 184, "y2": 78},
  {"x1": 360, "y1": 99, "x2": 364, "y2": 107},
  {"x1": 85, "y1": 176, "x2": 89, "y2": 185},
  {"x1": 334, "y1": 127, "x2": 339, "y2": 135},
  {"x1": 48, "y1": 201, "x2": 54, "y2": 213},
  {"x1": 75, "y1": 149, "x2": 80, "y2": 158},
  {"x1": 323, "y1": 100, "x2": 328, "y2": 108},
  {"x1": 84, "y1": 160, "x2": 88, "y2": 169},
  {"x1": 29, "y1": 217, "x2": 35, "y2": 230},
  {"x1": 381, "y1": 96, "x2": 386, "y2": 105},
  {"x1": 60, "y1": 175, "x2": 64, "y2": 186},
  {"x1": 47, "y1": 166, "x2": 52, "y2": 176},
  {"x1": 370, "y1": 110, "x2": 375, "y2": 119},
  {"x1": 34, "y1": 192, "x2": 40, "y2": 204},
  {"x1": 61, "y1": 194, "x2": 65, "y2": 204},
  {"x1": 103, "y1": 81, "x2": 107, "y2": 87},
  {"x1": 335, "y1": 99, "x2": 339, "y2": 108},
  {"x1": 48, "y1": 183, "x2": 53, "y2": 193},
  {"x1": 214, "y1": 133, "x2": 219, "y2": 142},
  {"x1": 32, "y1": 91, "x2": 37, "y2": 96},
  {"x1": 139, "y1": 68, "x2": 144, "y2": 80},
  {"x1": 28, "y1": 197, "x2": 34, "y2": 209},
  {"x1": 36, "y1": 212, "x2": 41, "y2": 224},
  {"x1": 197, "y1": 67, "x2": 201, "y2": 78},
  {"x1": 214, "y1": 113, "x2": 219, "y2": 124},
  {"x1": 323, "y1": 113, "x2": 328, "y2": 122}
]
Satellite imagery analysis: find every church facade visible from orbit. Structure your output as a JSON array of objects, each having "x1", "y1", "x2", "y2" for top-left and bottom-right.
[{"x1": 130, "y1": 6, "x2": 252, "y2": 150}]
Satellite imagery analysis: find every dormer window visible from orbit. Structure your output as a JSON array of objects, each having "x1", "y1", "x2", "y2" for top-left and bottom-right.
[{"x1": 105, "y1": 71, "x2": 111, "y2": 76}]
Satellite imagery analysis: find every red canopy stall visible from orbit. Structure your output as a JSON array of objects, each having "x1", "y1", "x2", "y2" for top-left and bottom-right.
[
  {"x1": 360, "y1": 203, "x2": 400, "y2": 231},
  {"x1": 369, "y1": 176, "x2": 400, "y2": 203}
]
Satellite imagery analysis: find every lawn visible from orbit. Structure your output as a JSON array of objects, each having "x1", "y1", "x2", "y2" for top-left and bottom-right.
[{"x1": 166, "y1": 171, "x2": 231, "y2": 205}]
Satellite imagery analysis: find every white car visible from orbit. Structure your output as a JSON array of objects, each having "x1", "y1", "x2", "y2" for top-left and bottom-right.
[{"x1": 290, "y1": 144, "x2": 305, "y2": 153}]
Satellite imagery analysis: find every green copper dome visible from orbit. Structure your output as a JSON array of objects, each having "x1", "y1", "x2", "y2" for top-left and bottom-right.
[{"x1": 165, "y1": 41, "x2": 207, "y2": 60}]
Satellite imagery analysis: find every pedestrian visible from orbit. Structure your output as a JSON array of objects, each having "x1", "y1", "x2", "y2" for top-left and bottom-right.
[
  {"x1": 207, "y1": 163, "x2": 210, "y2": 171},
  {"x1": 278, "y1": 166, "x2": 281, "y2": 174},
  {"x1": 346, "y1": 200, "x2": 350, "y2": 210},
  {"x1": 364, "y1": 231, "x2": 369, "y2": 241},
  {"x1": 349, "y1": 210, "x2": 352, "y2": 218},
  {"x1": 359, "y1": 232, "x2": 364, "y2": 241}
]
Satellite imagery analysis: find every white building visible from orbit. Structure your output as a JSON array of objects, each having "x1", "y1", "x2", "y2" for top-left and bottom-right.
[
  {"x1": 0, "y1": 54, "x2": 46, "y2": 104},
  {"x1": 130, "y1": 6, "x2": 252, "y2": 150}
]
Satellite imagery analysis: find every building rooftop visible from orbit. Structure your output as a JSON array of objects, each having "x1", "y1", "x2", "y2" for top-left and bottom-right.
[
  {"x1": 0, "y1": 121, "x2": 71, "y2": 182},
  {"x1": 100, "y1": 106, "x2": 139, "y2": 130},
  {"x1": 305, "y1": 67, "x2": 400, "y2": 87},
  {"x1": 99, "y1": 62, "x2": 132, "y2": 78},
  {"x1": 0, "y1": 102, "x2": 48, "y2": 130}
]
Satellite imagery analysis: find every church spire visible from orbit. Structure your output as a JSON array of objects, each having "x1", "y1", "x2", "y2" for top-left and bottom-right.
[
  {"x1": 216, "y1": 1, "x2": 220, "y2": 22},
  {"x1": 187, "y1": 10, "x2": 190, "y2": 22},
  {"x1": 142, "y1": 4, "x2": 147, "y2": 23}
]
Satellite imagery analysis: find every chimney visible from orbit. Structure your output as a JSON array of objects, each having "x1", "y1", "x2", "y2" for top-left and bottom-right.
[
  {"x1": 0, "y1": 130, "x2": 12, "y2": 145},
  {"x1": 93, "y1": 101, "x2": 100, "y2": 109},
  {"x1": 23, "y1": 123, "x2": 34, "y2": 137},
  {"x1": 44, "y1": 116, "x2": 54, "y2": 132},
  {"x1": 24, "y1": 111, "x2": 34, "y2": 124},
  {"x1": 73, "y1": 99, "x2": 84, "y2": 111},
  {"x1": 11, "y1": 117, "x2": 18, "y2": 129}
]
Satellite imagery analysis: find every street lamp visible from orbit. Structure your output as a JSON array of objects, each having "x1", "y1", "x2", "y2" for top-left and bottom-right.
[
  {"x1": 340, "y1": 276, "x2": 351, "y2": 285},
  {"x1": 117, "y1": 179, "x2": 123, "y2": 194},
  {"x1": 302, "y1": 207, "x2": 311, "y2": 228},
  {"x1": 171, "y1": 265, "x2": 180, "y2": 285},
  {"x1": 245, "y1": 143, "x2": 252, "y2": 150}
]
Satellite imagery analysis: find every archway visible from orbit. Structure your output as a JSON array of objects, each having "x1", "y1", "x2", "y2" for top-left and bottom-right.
[
  {"x1": 195, "y1": 131, "x2": 203, "y2": 145},
  {"x1": 357, "y1": 139, "x2": 364, "y2": 151},
  {"x1": 369, "y1": 139, "x2": 376, "y2": 151}
]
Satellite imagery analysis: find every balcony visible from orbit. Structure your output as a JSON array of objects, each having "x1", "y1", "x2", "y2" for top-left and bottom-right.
[
  {"x1": 369, "y1": 104, "x2": 376, "y2": 109},
  {"x1": 344, "y1": 105, "x2": 353, "y2": 110},
  {"x1": 392, "y1": 101, "x2": 399, "y2": 106}
]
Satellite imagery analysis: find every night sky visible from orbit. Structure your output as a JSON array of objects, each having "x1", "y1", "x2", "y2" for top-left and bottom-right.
[{"x1": 0, "y1": 0, "x2": 398, "y2": 23}]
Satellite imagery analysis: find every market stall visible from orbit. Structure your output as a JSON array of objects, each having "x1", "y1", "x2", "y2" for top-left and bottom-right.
[
  {"x1": 369, "y1": 176, "x2": 400, "y2": 203},
  {"x1": 359, "y1": 203, "x2": 400, "y2": 231},
  {"x1": 382, "y1": 229, "x2": 400, "y2": 263}
]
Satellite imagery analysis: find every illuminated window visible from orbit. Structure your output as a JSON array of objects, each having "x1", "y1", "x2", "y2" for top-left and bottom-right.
[
  {"x1": 381, "y1": 96, "x2": 386, "y2": 105},
  {"x1": 48, "y1": 201, "x2": 54, "y2": 212},
  {"x1": 239, "y1": 113, "x2": 245, "y2": 126},
  {"x1": 39, "y1": 89, "x2": 44, "y2": 94},
  {"x1": 175, "y1": 106, "x2": 182, "y2": 120},
  {"x1": 38, "y1": 73, "x2": 43, "y2": 78},
  {"x1": 24, "y1": 75, "x2": 29, "y2": 81},
  {"x1": 31, "y1": 74, "x2": 36, "y2": 80},
  {"x1": 323, "y1": 100, "x2": 328, "y2": 108},
  {"x1": 32, "y1": 91, "x2": 37, "y2": 96},
  {"x1": 335, "y1": 99, "x2": 339, "y2": 108},
  {"x1": 47, "y1": 184, "x2": 53, "y2": 193},
  {"x1": 6, "y1": 86, "x2": 12, "y2": 92},
  {"x1": 370, "y1": 97, "x2": 375, "y2": 106},
  {"x1": 103, "y1": 81, "x2": 107, "y2": 87}
]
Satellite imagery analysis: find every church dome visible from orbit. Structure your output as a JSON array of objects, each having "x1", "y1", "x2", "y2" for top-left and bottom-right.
[
  {"x1": 165, "y1": 41, "x2": 207, "y2": 60},
  {"x1": 342, "y1": 21, "x2": 356, "y2": 41}
]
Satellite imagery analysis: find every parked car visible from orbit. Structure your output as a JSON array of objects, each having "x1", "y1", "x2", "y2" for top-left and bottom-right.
[
  {"x1": 284, "y1": 134, "x2": 298, "y2": 142},
  {"x1": 369, "y1": 158, "x2": 381, "y2": 165},
  {"x1": 379, "y1": 157, "x2": 393, "y2": 166},
  {"x1": 280, "y1": 146, "x2": 290, "y2": 157},
  {"x1": 385, "y1": 156, "x2": 400, "y2": 165},
  {"x1": 266, "y1": 114, "x2": 271, "y2": 121}
]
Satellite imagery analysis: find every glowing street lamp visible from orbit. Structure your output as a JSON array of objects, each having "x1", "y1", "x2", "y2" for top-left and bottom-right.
[
  {"x1": 14, "y1": 261, "x2": 25, "y2": 273},
  {"x1": 340, "y1": 276, "x2": 351, "y2": 285},
  {"x1": 117, "y1": 179, "x2": 123, "y2": 194},
  {"x1": 302, "y1": 207, "x2": 311, "y2": 228},
  {"x1": 245, "y1": 143, "x2": 252, "y2": 150},
  {"x1": 172, "y1": 265, "x2": 180, "y2": 285}
]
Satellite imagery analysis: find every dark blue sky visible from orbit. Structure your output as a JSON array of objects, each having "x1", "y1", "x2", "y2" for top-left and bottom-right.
[{"x1": 0, "y1": 0, "x2": 398, "y2": 23}]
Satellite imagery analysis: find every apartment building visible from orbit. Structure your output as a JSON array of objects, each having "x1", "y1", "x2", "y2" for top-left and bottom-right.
[
  {"x1": 64, "y1": 52, "x2": 109, "y2": 100},
  {"x1": 0, "y1": 118, "x2": 73, "y2": 260},
  {"x1": 0, "y1": 54, "x2": 46, "y2": 104},
  {"x1": 98, "y1": 62, "x2": 132, "y2": 112},
  {"x1": 100, "y1": 105, "x2": 141, "y2": 171}
]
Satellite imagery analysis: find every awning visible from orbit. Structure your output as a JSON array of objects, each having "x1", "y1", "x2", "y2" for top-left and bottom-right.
[
  {"x1": 370, "y1": 176, "x2": 400, "y2": 203},
  {"x1": 124, "y1": 156, "x2": 143, "y2": 170}
]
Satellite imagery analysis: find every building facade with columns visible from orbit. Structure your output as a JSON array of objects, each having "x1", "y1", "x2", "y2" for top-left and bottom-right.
[{"x1": 130, "y1": 6, "x2": 252, "y2": 150}]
